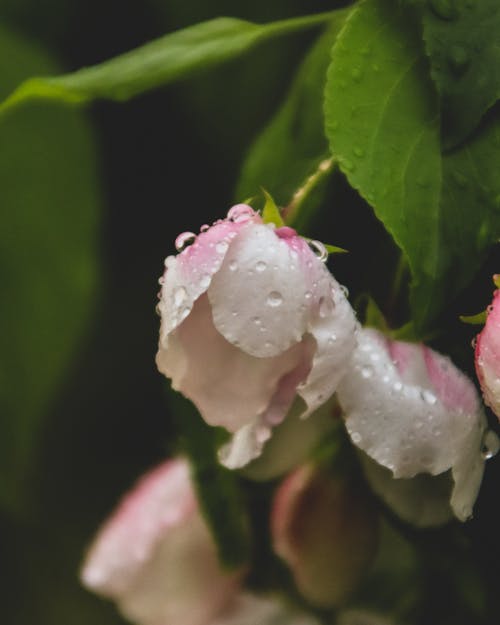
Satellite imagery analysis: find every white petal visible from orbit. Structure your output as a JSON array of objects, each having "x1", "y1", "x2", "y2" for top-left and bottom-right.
[
  {"x1": 240, "y1": 398, "x2": 338, "y2": 481},
  {"x1": 157, "y1": 294, "x2": 312, "y2": 432},
  {"x1": 298, "y1": 275, "x2": 358, "y2": 417},
  {"x1": 218, "y1": 418, "x2": 271, "y2": 470},
  {"x1": 158, "y1": 220, "x2": 244, "y2": 343},
  {"x1": 208, "y1": 224, "x2": 315, "y2": 358},
  {"x1": 449, "y1": 413, "x2": 487, "y2": 522},
  {"x1": 337, "y1": 329, "x2": 478, "y2": 478}
]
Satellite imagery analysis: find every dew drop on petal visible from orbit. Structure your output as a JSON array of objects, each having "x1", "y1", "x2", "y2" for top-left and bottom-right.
[
  {"x1": 421, "y1": 390, "x2": 437, "y2": 405},
  {"x1": 340, "y1": 284, "x2": 350, "y2": 298},
  {"x1": 216, "y1": 240, "x2": 229, "y2": 254},
  {"x1": 227, "y1": 204, "x2": 255, "y2": 223},
  {"x1": 164, "y1": 255, "x2": 176, "y2": 269},
  {"x1": 228, "y1": 260, "x2": 238, "y2": 271},
  {"x1": 252, "y1": 316, "x2": 261, "y2": 325},
  {"x1": 173, "y1": 286, "x2": 187, "y2": 307},
  {"x1": 255, "y1": 260, "x2": 267, "y2": 272},
  {"x1": 305, "y1": 291, "x2": 312, "y2": 300},
  {"x1": 351, "y1": 432, "x2": 362, "y2": 444},
  {"x1": 481, "y1": 429, "x2": 500, "y2": 460},
  {"x1": 199, "y1": 274, "x2": 211, "y2": 288},
  {"x1": 393, "y1": 381, "x2": 403, "y2": 392},
  {"x1": 175, "y1": 231, "x2": 196, "y2": 251},
  {"x1": 360, "y1": 366, "x2": 373, "y2": 379},
  {"x1": 308, "y1": 239, "x2": 328, "y2": 262},
  {"x1": 267, "y1": 291, "x2": 283, "y2": 307},
  {"x1": 328, "y1": 334, "x2": 337, "y2": 345},
  {"x1": 200, "y1": 224, "x2": 209, "y2": 232},
  {"x1": 179, "y1": 306, "x2": 191, "y2": 321},
  {"x1": 319, "y1": 296, "x2": 335, "y2": 318}
]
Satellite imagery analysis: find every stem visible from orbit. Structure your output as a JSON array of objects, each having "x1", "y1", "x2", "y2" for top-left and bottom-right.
[
  {"x1": 386, "y1": 253, "x2": 409, "y2": 322},
  {"x1": 283, "y1": 157, "x2": 336, "y2": 227}
]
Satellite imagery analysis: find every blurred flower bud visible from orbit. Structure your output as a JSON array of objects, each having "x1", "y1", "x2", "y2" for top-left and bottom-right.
[
  {"x1": 156, "y1": 205, "x2": 357, "y2": 469},
  {"x1": 475, "y1": 288, "x2": 500, "y2": 420},
  {"x1": 271, "y1": 464, "x2": 378, "y2": 608},
  {"x1": 81, "y1": 458, "x2": 245, "y2": 625},
  {"x1": 337, "y1": 328, "x2": 497, "y2": 523}
]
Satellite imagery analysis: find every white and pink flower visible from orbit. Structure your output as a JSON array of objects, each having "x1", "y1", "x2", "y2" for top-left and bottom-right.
[
  {"x1": 80, "y1": 458, "x2": 245, "y2": 625},
  {"x1": 156, "y1": 204, "x2": 357, "y2": 468},
  {"x1": 475, "y1": 288, "x2": 500, "y2": 420},
  {"x1": 271, "y1": 463, "x2": 378, "y2": 607},
  {"x1": 337, "y1": 328, "x2": 494, "y2": 524}
]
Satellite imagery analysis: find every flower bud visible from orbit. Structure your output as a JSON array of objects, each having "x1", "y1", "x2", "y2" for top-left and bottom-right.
[
  {"x1": 156, "y1": 205, "x2": 357, "y2": 468},
  {"x1": 475, "y1": 289, "x2": 500, "y2": 420},
  {"x1": 337, "y1": 328, "x2": 494, "y2": 524},
  {"x1": 81, "y1": 458, "x2": 245, "y2": 625},
  {"x1": 271, "y1": 464, "x2": 378, "y2": 607}
]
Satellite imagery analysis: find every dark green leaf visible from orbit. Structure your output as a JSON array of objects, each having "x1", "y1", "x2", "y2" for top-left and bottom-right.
[
  {"x1": 170, "y1": 392, "x2": 250, "y2": 569},
  {"x1": 325, "y1": 0, "x2": 500, "y2": 330},
  {"x1": 0, "y1": 11, "x2": 341, "y2": 115},
  {"x1": 325, "y1": 0, "x2": 443, "y2": 327},
  {"x1": 0, "y1": 25, "x2": 100, "y2": 513},
  {"x1": 236, "y1": 12, "x2": 349, "y2": 223},
  {"x1": 411, "y1": 0, "x2": 500, "y2": 148}
]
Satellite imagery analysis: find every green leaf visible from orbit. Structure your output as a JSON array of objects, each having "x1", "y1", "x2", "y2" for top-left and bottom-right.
[
  {"x1": 261, "y1": 188, "x2": 285, "y2": 227},
  {"x1": 169, "y1": 392, "x2": 250, "y2": 569},
  {"x1": 326, "y1": 0, "x2": 500, "y2": 330},
  {"x1": 325, "y1": 0, "x2": 443, "y2": 328},
  {"x1": 410, "y1": 0, "x2": 500, "y2": 148},
  {"x1": 323, "y1": 242, "x2": 348, "y2": 254},
  {"x1": 0, "y1": 26, "x2": 100, "y2": 513},
  {"x1": 236, "y1": 12, "x2": 349, "y2": 225},
  {"x1": 0, "y1": 11, "x2": 342, "y2": 115},
  {"x1": 459, "y1": 311, "x2": 487, "y2": 326}
]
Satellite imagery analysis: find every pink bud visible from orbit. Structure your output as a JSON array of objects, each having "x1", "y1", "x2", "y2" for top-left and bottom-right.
[
  {"x1": 156, "y1": 206, "x2": 357, "y2": 469},
  {"x1": 271, "y1": 464, "x2": 378, "y2": 608},
  {"x1": 81, "y1": 458, "x2": 245, "y2": 625},
  {"x1": 475, "y1": 289, "x2": 500, "y2": 420}
]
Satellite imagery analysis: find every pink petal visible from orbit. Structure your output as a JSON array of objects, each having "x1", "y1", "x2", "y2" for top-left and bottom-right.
[
  {"x1": 81, "y1": 458, "x2": 244, "y2": 625},
  {"x1": 475, "y1": 289, "x2": 500, "y2": 419},
  {"x1": 212, "y1": 593, "x2": 320, "y2": 625},
  {"x1": 157, "y1": 294, "x2": 313, "y2": 433}
]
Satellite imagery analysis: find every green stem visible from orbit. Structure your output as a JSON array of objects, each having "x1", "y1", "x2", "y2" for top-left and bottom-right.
[{"x1": 283, "y1": 157, "x2": 337, "y2": 227}]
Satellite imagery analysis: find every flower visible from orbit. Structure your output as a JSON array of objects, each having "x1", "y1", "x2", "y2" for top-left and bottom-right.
[
  {"x1": 80, "y1": 458, "x2": 245, "y2": 625},
  {"x1": 156, "y1": 204, "x2": 357, "y2": 468},
  {"x1": 475, "y1": 288, "x2": 500, "y2": 420},
  {"x1": 336, "y1": 328, "x2": 496, "y2": 525},
  {"x1": 271, "y1": 463, "x2": 378, "y2": 607}
]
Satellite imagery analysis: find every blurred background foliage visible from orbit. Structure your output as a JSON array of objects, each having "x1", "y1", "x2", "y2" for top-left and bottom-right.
[{"x1": 1, "y1": 1, "x2": 500, "y2": 624}]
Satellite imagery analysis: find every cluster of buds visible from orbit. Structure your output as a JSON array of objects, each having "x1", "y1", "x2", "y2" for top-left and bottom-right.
[{"x1": 81, "y1": 204, "x2": 499, "y2": 624}]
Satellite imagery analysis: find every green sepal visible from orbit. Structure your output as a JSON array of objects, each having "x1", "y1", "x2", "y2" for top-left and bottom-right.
[
  {"x1": 261, "y1": 188, "x2": 285, "y2": 227},
  {"x1": 459, "y1": 311, "x2": 487, "y2": 326}
]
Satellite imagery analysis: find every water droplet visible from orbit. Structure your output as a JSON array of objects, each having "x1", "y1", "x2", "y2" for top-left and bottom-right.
[
  {"x1": 330, "y1": 120, "x2": 339, "y2": 131},
  {"x1": 393, "y1": 381, "x2": 403, "y2": 392},
  {"x1": 199, "y1": 274, "x2": 211, "y2": 288},
  {"x1": 200, "y1": 224, "x2": 210, "y2": 233},
  {"x1": 353, "y1": 146, "x2": 365, "y2": 157},
  {"x1": 361, "y1": 366, "x2": 373, "y2": 379},
  {"x1": 164, "y1": 255, "x2": 176, "y2": 269},
  {"x1": 328, "y1": 334, "x2": 337, "y2": 345},
  {"x1": 155, "y1": 303, "x2": 161, "y2": 317},
  {"x1": 255, "y1": 260, "x2": 267, "y2": 272},
  {"x1": 340, "y1": 285, "x2": 350, "y2": 298},
  {"x1": 319, "y1": 296, "x2": 335, "y2": 318},
  {"x1": 343, "y1": 159, "x2": 355, "y2": 172},
  {"x1": 308, "y1": 240, "x2": 328, "y2": 262},
  {"x1": 351, "y1": 432, "x2": 362, "y2": 444},
  {"x1": 372, "y1": 64, "x2": 380, "y2": 72},
  {"x1": 481, "y1": 429, "x2": 500, "y2": 460},
  {"x1": 173, "y1": 286, "x2": 187, "y2": 306},
  {"x1": 267, "y1": 291, "x2": 283, "y2": 307},
  {"x1": 305, "y1": 291, "x2": 313, "y2": 300},
  {"x1": 421, "y1": 390, "x2": 437, "y2": 405},
  {"x1": 175, "y1": 231, "x2": 196, "y2": 251},
  {"x1": 452, "y1": 171, "x2": 468, "y2": 187},
  {"x1": 216, "y1": 240, "x2": 229, "y2": 254},
  {"x1": 179, "y1": 306, "x2": 190, "y2": 321},
  {"x1": 227, "y1": 204, "x2": 255, "y2": 223},
  {"x1": 228, "y1": 260, "x2": 238, "y2": 271},
  {"x1": 158, "y1": 276, "x2": 164, "y2": 285}
]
